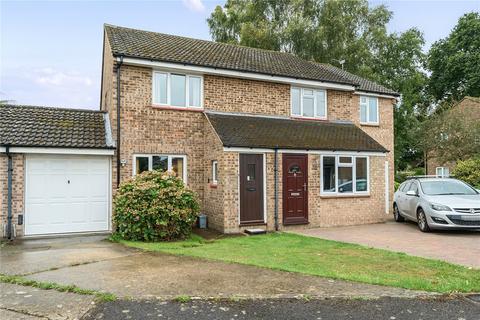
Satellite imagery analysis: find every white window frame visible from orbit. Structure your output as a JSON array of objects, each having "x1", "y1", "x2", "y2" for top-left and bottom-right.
[
  {"x1": 360, "y1": 95, "x2": 379, "y2": 125},
  {"x1": 212, "y1": 160, "x2": 218, "y2": 185},
  {"x1": 152, "y1": 71, "x2": 204, "y2": 109},
  {"x1": 132, "y1": 154, "x2": 187, "y2": 183},
  {"x1": 291, "y1": 87, "x2": 327, "y2": 120},
  {"x1": 320, "y1": 155, "x2": 370, "y2": 195},
  {"x1": 436, "y1": 167, "x2": 449, "y2": 178}
]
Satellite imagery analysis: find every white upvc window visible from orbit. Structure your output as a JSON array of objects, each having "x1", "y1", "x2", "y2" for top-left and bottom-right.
[
  {"x1": 133, "y1": 154, "x2": 187, "y2": 183},
  {"x1": 321, "y1": 155, "x2": 369, "y2": 195},
  {"x1": 360, "y1": 96, "x2": 379, "y2": 125},
  {"x1": 152, "y1": 71, "x2": 203, "y2": 108},
  {"x1": 291, "y1": 87, "x2": 327, "y2": 119},
  {"x1": 212, "y1": 160, "x2": 218, "y2": 185},
  {"x1": 436, "y1": 167, "x2": 450, "y2": 178}
]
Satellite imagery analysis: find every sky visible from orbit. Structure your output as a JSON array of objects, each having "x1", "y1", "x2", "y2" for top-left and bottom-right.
[{"x1": 1, "y1": 0, "x2": 479, "y2": 110}]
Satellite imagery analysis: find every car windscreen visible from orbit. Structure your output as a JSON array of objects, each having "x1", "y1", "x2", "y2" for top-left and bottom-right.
[{"x1": 420, "y1": 180, "x2": 478, "y2": 195}]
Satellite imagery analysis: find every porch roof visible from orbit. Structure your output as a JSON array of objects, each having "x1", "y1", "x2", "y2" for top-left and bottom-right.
[{"x1": 206, "y1": 112, "x2": 388, "y2": 153}]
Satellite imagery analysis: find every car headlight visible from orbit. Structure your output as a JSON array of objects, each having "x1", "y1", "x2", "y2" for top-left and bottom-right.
[{"x1": 430, "y1": 203, "x2": 452, "y2": 211}]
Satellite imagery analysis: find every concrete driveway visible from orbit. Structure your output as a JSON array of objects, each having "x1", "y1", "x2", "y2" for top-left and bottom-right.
[{"x1": 294, "y1": 221, "x2": 480, "y2": 268}]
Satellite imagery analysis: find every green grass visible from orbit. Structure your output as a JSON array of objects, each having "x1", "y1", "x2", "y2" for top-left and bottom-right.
[
  {"x1": 117, "y1": 233, "x2": 480, "y2": 293},
  {"x1": 0, "y1": 274, "x2": 117, "y2": 302}
]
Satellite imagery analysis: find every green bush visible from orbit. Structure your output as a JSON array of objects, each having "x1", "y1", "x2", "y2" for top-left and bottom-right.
[
  {"x1": 453, "y1": 157, "x2": 480, "y2": 188},
  {"x1": 113, "y1": 170, "x2": 199, "y2": 241}
]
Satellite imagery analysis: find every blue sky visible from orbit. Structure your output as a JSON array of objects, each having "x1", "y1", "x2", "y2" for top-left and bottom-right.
[{"x1": 1, "y1": 0, "x2": 479, "y2": 109}]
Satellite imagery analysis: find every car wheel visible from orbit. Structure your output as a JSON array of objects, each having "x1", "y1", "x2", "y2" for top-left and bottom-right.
[
  {"x1": 393, "y1": 204, "x2": 404, "y2": 222},
  {"x1": 417, "y1": 208, "x2": 430, "y2": 232}
]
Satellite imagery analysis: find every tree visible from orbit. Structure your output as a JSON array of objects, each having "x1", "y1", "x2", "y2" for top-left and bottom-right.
[
  {"x1": 208, "y1": 0, "x2": 428, "y2": 171},
  {"x1": 421, "y1": 106, "x2": 480, "y2": 164},
  {"x1": 427, "y1": 12, "x2": 480, "y2": 105}
]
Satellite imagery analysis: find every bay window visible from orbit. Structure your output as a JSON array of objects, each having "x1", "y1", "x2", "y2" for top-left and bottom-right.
[
  {"x1": 321, "y1": 155, "x2": 369, "y2": 194},
  {"x1": 152, "y1": 71, "x2": 202, "y2": 108},
  {"x1": 360, "y1": 96, "x2": 379, "y2": 124},
  {"x1": 291, "y1": 87, "x2": 327, "y2": 119},
  {"x1": 133, "y1": 154, "x2": 187, "y2": 183}
]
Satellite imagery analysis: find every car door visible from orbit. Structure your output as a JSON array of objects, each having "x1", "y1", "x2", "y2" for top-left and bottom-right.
[
  {"x1": 396, "y1": 181, "x2": 411, "y2": 215},
  {"x1": 404, "y1": 181, "x2": 420, "y2": 220}
]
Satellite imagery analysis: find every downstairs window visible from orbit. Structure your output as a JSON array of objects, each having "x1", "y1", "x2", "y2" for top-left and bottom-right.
[
  {"x1": 134, "y1": 154, "x2": 187, "y2": 182},
  {"x1": 321, "y1": 155, "x2": 369, "y2": 195}
]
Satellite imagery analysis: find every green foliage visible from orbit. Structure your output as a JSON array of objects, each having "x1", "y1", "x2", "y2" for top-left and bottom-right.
[
  {"x1": 453, "y1": 157, "x2": 480, "y2": 188},
  {"x1": 120, "y1": 233, "x2": 480, "y2": 293},
  {"x1": 207, "y1": 0, "x2": 428, "y2": 171},
  {"x1": 395, "y1": 167, "x2": 425, "y2": 184},
  {"x1": 114, "y1": 170, "x2": 199, "y2": 242},
  {"x1": 420, "y1": 106, "x2": 480, "y2": 163},
  {"x1": 427, "y1": 12, "x2": 480, "y2": 104},
  {"x1": 0, "y1": 274, "x2": 117, "y2": 302}
]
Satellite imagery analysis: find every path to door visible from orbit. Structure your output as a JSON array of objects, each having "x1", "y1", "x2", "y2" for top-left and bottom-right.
[{"x1": 293, "y1": 222, "x2": 480, "y2": 268}]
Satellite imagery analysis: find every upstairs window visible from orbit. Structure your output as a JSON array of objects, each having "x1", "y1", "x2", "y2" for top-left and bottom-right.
[
  {"x1": 291, "y1": 87, "x2": 327, "y2": 119},
  {"x1": 360, "y1": 96, "x2": 379, "y2": 124},
  {"x1": 153, "y1": 71, "x2": 202, "y2": 108}
]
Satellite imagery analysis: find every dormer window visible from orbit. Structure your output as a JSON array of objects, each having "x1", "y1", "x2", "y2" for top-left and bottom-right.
[
  {"x1": 152, "y1": 71, "x2": 203, "y2": 108},
  {"x1": 291, "y1": 87, "x2": 327, "y2": 120}
]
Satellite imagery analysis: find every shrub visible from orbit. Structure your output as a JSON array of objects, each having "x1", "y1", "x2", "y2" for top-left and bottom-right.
[
  {"x1": 453, "y1": 157, "x2": 480, "y2": 188},
  {"x1": 114, "y1": 170, "x2": 200, "y2": 241}
]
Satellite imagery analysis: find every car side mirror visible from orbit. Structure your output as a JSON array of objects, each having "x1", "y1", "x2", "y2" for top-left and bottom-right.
[{"x1": 406, "y1": 190, "x2": 417, "y2": 196}]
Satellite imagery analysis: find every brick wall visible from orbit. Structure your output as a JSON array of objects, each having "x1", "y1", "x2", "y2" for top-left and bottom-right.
[
  {"x1": 101, "y1": 60, "x2": 395, "y2": 233},
  {"x1": 0, "y1": 154, "x2": 25, "y2": 238}
]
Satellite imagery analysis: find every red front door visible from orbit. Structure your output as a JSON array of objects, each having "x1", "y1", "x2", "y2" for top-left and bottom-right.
[{"x1": 283, "y1": 154, "x2": 308, "y2": 225}]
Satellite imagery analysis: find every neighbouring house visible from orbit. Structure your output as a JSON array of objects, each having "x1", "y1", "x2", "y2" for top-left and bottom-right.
[
  {"x1": 0, "y1": 24, "x2": 398, "y2": 238},
  {"x1": 0, "y1": 106, "x2": 114, "y2": 238},
  {"x1": 426, "y1": 96, "x2": 480, "y2": 177}
]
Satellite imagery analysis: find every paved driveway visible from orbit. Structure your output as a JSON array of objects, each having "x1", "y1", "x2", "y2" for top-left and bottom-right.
[{"x1": 294, "y1": 221, "x2": 480, "y2": 268}]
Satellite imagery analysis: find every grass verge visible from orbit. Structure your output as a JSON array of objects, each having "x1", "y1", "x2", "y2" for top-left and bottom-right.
[
  {"x1": 116, "y1": 232, "x2": 480, "y2": 293},
  {"x1": 0, "y1": 274, "x2": 117, "y2": 302}
]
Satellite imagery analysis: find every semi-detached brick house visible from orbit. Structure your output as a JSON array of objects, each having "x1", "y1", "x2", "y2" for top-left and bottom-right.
[
  {"x1": 0, "y1": 24, "x2": 398, "y2": 238},
  {"x1": 101, "y1": 24, "x2": 398, "y2": 233}
]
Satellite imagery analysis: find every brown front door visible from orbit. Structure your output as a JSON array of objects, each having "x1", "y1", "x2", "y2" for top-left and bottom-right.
[
  {"x1": 283, "y1": 154, "x2": 308, "y2": 225},
  {"x1": 240, "y1": 154, "x2": 264, "y2": 224}
]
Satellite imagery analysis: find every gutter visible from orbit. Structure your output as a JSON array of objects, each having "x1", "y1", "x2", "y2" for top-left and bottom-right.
[
  {"x1": 116, "y1": 55, "x2": 124, "y2": 187},
  {"x1": 6, "y1": 146, "x2": 13, "y2": 240}
]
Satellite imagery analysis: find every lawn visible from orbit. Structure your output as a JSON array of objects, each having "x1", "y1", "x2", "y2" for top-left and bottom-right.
[{"x1": 117, "y1": 232, "x2": 480, "y2": 293}]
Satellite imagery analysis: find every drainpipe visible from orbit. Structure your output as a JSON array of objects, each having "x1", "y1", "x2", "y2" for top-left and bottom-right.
[
  {"x1": 6, "y1": 146, "x2": 13, "y2": 240},
  {"x1": 116, "y1": 56, "x2": 124, "y2": 187},
  {"x1": 274, "y1": 147, "x2": 279, "y2": 231}
]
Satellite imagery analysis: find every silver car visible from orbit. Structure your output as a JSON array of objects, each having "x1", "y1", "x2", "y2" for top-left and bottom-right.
[{"x1": 393, "y1": 177, "x2": 480, "y2": 232}]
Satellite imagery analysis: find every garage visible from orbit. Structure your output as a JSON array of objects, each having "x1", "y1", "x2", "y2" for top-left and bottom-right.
[
  {"x1": 25, "y1": 155, "x2": 111, "y2": 235},
  {"x1": 1, "y1": 104, "x2": 115, "y2": 238}
]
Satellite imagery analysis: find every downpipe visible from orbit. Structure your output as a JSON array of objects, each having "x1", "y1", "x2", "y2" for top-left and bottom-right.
[
  {"x1": 116, "y1": 56, "x2": 123, "y2": 188},
  {"x1": 6, "y1": 145, "x2": 13, "y2": 240}
]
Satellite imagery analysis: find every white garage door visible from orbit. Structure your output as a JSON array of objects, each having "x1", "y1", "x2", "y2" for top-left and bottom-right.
[{"x1": 25, "y1": 155, "x2": 110, "y2": 236}]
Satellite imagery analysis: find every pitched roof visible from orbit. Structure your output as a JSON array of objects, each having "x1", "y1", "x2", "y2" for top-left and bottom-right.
[
  {"x1": 0, "y1": 104, "x2": 114, "y2": 149},
  {"x1": 206, "y1": 112, "x2": 388, "y2": 153},
  {"x1": 317, "y1": 63, "x2": 399, "y2": 96},
  {"x1": 105, "y1": 24, "x2": 398, "y2": 96}
]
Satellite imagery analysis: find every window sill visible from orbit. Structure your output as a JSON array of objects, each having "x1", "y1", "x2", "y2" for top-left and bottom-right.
[
  {"x1": 360, "y1": 122, "x2": 380, "y2": 127},
  {"x1": 320, "y1": 193, "x2": 370, "y2": 199},
  {"x1": 150, "y1": 105, "x2": 204, "y2": 112},
  {"x1": 291, "y1": 116, "x2": 328, "y2": 122}
]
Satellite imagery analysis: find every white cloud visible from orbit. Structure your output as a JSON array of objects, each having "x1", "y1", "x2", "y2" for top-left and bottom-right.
[
  {"x1": 33, "y1": 68, "x2": 93, "y2": 87},
  {"x1": 182, "y1": 0, "x2": 205, "y2": 12}
]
